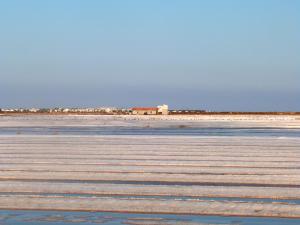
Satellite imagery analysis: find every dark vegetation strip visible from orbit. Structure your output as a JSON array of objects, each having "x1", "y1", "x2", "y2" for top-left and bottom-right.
[
  {"x1": 0, "y1": 152, "x2": 299, "y2": 159},
  {"x1": 2, "y1": 111, "x2": 300, "y2": 115},
  {"x1": 1, "y1": 178, "x2": 300, "y2": 188},
  {"x1": 0, "y1": 192, "x2": 299, "y2": 204},
  {"x1": 1, "y1": 169, "x2": 298, "y2": 176},
  {"x1": 1, "y1": 142, "x2": 300, "y2": 148},
  {"x1": 3, "y1": 156, "x2": 300, "y2": 163},
  {"x1": 2, "y1": 162, "x2": 299, "y2": 169},
  {"x1": 2, "y1": 149, "x2": 299, "y2": 154}
]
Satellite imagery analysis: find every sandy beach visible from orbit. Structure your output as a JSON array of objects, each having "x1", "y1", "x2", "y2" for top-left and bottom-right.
[
  {"x1": 1, "y1": 114, "x2": 300, "y2": 128},
  {"x1": 0, "y1": 115, "x2": 300, "y2": 221}
]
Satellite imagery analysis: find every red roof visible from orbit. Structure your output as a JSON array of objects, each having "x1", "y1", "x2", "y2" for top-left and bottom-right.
[{"x1": 132, "y1": 107, "x2": 157, "y2": 111}]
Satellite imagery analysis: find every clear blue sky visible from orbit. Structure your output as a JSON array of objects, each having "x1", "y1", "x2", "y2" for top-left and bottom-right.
[{"x1": 0, "y1": 0, "x2": 299, "y2": 111}]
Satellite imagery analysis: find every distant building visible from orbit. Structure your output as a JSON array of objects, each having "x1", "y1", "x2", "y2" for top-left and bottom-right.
[
  {"x1": 131, "y1": 105, "x2": 169, "y2": 115},
  {"x1": 157, "y1": 104, "x2": 169, "y2": 115},
  {"x1": 131, "y1": 107, "x2": 158, "y2": 115},
  {"x1": 29, "y1": 108, "x2": 38, "y2": 113},
  {"x1": 169, "y1": 109, "x2": 206, "y2": 114}
]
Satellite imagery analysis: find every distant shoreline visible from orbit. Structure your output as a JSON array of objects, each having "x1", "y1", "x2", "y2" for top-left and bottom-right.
[{"x1": 1, "y1": 112, "x2": 300, "y2": 116}]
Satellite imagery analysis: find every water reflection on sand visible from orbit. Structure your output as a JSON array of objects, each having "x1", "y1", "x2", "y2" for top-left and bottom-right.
[{"x1": 1, "y1": 210, "x2": 300, "y2": 225}]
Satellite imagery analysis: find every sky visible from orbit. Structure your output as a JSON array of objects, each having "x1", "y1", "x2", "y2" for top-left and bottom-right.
[{"x1": 0, "y1": 0, "x2": 299, "y2": 111}]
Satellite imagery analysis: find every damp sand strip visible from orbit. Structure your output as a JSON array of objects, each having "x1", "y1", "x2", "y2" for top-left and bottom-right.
[{"x1": 0, "y1": 195, "x2": 300, "y2": 218}]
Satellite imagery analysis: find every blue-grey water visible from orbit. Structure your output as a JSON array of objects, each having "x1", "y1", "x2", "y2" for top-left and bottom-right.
[
  {"x1": 1, "y1": 126, "x2": 300, "y2": 137},
  {"x1": 0, "y1": 210, "x2": 300, "y2": 225}
]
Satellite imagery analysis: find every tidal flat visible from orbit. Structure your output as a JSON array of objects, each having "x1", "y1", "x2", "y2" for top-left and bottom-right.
[{"x1": 0, "y1": 115, "x2": 299, "y2": 224}]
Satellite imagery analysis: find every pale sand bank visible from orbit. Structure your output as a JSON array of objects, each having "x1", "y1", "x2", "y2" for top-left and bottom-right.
[
  {"x1": 1, "y1": 114, "x2": 300, "y2": 128},
  {"x1": 0, "y1": 135, "x2": 299, "y2": 218},
  {"x1": 0, "y1": 195, "x2": 300, "y2": 218},
  {"x1": 1, "y1": 181, "x2": 300, "y2": 200}
]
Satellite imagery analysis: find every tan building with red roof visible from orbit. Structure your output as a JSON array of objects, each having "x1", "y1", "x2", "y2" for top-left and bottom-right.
[{"x1": 131, "y1": 105, "x2": 168, "y2": 115}]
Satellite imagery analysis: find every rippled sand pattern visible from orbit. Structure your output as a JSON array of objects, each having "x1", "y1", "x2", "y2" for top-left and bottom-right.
[{"x1": 0, "y1": 133, "x2": 300, "y2": 218}]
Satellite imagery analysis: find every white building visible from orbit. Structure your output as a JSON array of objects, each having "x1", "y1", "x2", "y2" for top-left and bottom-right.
[{"x1": 157, "y1": 104, "x2": 169, "y2": 115}]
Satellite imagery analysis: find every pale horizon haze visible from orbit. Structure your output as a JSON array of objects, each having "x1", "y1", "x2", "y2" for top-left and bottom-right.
[{"x1": 0, "y1": 0, "x2": 299, "y2": 111}]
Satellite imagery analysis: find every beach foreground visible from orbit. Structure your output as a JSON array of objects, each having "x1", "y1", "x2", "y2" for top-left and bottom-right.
[{"x1": 0, "y1": 115, "x2": 300, "y2": 224}]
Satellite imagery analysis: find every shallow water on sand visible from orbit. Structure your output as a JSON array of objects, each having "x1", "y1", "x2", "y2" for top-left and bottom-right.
[
  {"x1": 1, "y1": 126, "x2": 300, "y2": 137},
  {"x1": 1, "y1": 210, "x2": 300, "y2": 225}
]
